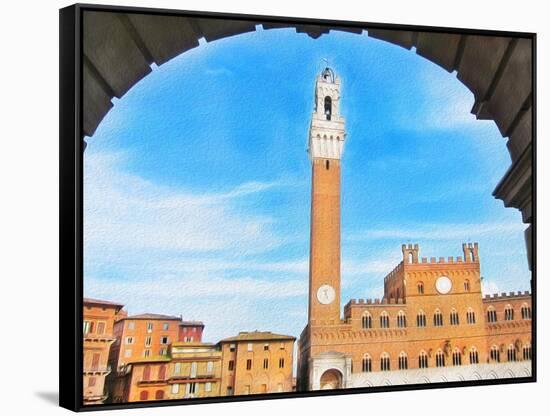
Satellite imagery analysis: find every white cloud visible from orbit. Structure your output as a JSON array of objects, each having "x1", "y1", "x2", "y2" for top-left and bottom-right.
[
  {"x1": 397, "y1": 65, "x2": 497, "y2": 133},
  {"x1": 342, "y1": 257, "x2": 399, "y2": 277},
  {"x1": 481, "y1": 279, "x2": 500, "y2": 295},
  {"x1": 84, "y1": 151, "x2": 287, "y2": 254},
  {"x1": 157, "y1": 257, "x2": 309, "y2": 275},
  {"x1": 86, "y1": 273, "x2": 307, "y2": 301},
  {"x1": 347, "y1": 221, "x2": 526, "y2": 242}
]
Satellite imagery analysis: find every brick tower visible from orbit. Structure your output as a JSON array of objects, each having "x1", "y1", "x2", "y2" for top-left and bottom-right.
[
  {"x1": 298, "y1": 67, "x2": 348, "y2": 390},
  {"x1": 307, "y1": 67, "x2": 346, "y2": 325}
]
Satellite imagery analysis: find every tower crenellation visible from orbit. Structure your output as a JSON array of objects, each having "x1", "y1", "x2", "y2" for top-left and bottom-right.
[
  {"x1": 462, "y1": 242, "x2": 479, "y2": 263},
  {"x1": 402, "y1": 243, "x2": 419, "y2": 264}
]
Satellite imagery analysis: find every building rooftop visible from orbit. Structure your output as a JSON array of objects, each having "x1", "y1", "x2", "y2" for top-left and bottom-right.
[
  {"x1": 122, "y1": 313, "x2": 182, "y2": 321},
  {"x1": 83, "y1": 297, "x2": 124, "y2": 308},
  {"x1": 180, "y1": 320, "x2": 204, "y2": 327},
  {"x1": 219, "y1": 331, "x2": 296, "y2": 343},
  {"x1": 172, "y1": 341, "x2": 216, "y2": 348}
]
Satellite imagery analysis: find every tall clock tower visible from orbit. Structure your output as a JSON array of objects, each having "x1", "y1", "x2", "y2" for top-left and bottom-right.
[
  {"x1": 297, "y1": 67, "x2": 350, "y2": 392},
  {"x1": 307, "y1": 67, "x2": 346, "y2": 326}
]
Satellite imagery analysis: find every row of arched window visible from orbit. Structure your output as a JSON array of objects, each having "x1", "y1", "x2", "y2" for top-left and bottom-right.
[
  {"x1": 486, "y1": 304, "x2": 531, "y2": 323},
  {"x1": 361, "y1": 308, "x2": 477, "y2": 329},
  {"x1": 359, "y1": 344, "x2": 531, "y2": 372},
  {"x1": 490, "y1": 344, "x2": 532, "y2": 362},
  {"x1": 361, "y1": 305, "x2": 532, "y2": 328}
]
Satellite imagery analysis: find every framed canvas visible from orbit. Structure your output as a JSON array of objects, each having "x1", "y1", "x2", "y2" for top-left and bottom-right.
[{"x1": 59, "y1": 2, "x2": 536, "y2": 412}]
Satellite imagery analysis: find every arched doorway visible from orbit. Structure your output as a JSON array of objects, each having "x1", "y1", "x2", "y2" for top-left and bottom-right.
[{"x1": 320, "y1": 369, "x2": 343, "y2": 390}]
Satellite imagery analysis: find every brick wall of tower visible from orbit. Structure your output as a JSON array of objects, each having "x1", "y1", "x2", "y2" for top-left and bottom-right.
[{"x1": 309, "y1": 158, "x2": 341, "y2": 325}]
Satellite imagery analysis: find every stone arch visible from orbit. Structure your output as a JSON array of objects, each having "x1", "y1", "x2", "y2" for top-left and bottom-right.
[
  {"x1": 320, "y1": 369, "x2": 343, "y2": 390},
  {"x1": 81, "y1": 10, "x2": 533, "y2": 267},
  {"x1": 487, "y1": 371, "x2": 499, "y2": 379}
]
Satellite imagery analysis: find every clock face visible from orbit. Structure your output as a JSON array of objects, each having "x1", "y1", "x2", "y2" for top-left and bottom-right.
[
  {"x1": 317, "y1": 284, "x2": 336, "y2": 305},
  {"x1": 435, "y1": 276, "x2": 452, "y2": 294}
]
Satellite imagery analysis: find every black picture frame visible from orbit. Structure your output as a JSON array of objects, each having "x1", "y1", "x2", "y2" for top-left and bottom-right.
[{"x1": 60, "y1": 3, "x2": 536, "y2": 412}]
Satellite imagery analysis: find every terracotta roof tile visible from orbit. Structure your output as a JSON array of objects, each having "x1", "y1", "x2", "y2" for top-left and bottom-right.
[
  {"x1": 180, "y1": 321, "x2": 204, "y2": 326},
  {"x1": 83, "y1": 298, "x2": 124, "y2": 307},
  {"x1": 219, "y1": 331, "x2": 296, "y2": 343},
  {"x1": 123, "y1": 313, "x2": 181, "y2": 321}
]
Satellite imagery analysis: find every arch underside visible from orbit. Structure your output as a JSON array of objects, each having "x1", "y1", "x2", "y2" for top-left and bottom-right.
[
  {"x1": 320, "y1": 369, "x2": 343, "y2": 389},
  {"x1": 82, "y1": 11, "x2": 533, "y2": 268}
]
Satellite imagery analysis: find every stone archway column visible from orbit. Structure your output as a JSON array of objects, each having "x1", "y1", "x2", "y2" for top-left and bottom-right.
[
  {"x1": 344, "y1": 357, "x2": 353, "y2": 388},
  {"x1": 310, "y1": 362, "x2": 321, "y2": 390}
]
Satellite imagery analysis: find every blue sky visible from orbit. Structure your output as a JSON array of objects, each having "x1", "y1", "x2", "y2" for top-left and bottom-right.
[{"x1": 83, "y1": 27, "x2": 530, "y2": 344}]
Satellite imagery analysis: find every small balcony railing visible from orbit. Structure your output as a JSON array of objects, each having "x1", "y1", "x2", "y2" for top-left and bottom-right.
[{"x1": 84, "y1": 365, "x2": 111, "y2": 374}]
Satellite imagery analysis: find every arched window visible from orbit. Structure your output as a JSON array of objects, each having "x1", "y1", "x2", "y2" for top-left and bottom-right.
[
  {"x1": 324, "y1": 96, "x2": 332, "y2": 120},
  {"x1": 362, "y1": 312, "x2": 372, "y2": 329},
  {"x1": 452, "y1": 348, "x2": 462, "y2": 366},
  {"x1": 417, "y1": 282, "x2": 424, "y2": 295},
  {"x1": 433, "y1": 309, "x2": 443, "y2": 326},
  {"x1": 523, "y1": 344, "x2": 532, "y2": 360},
  {"x1": 521, "y1": 303, "x2": 532, "y2": 320},
  {"x1": 435, "y1": 350, "x2": 445, "y2": 367},
  {"x1": 380, "y1": 353, "x2": 390, "y2": 371},
  {"x1": 397, "y1": 310, "x2": 407, "y2": 328},
  {"x1": 507, "y1": 344, "x2": 517, "y2": 362},
  {"x1": 416, "y1": 310, "x2": 426, "y2": 327},
  {"x1": 139, "y1": 391, "x2": 149, "y2": 401},
  {"x1": 469, "y1": 347, "x2": 479, "y2": 364},
  {"x1": 490, "y1": 344, "x2": 500, "y2": 362},
  {"x1": 362, "y1": 354, "x2": 372, "y2": 372},
  {"x1": 380, "y1": 311, "x2": 390, "y2": 329},
  {"x1": 418, "y1": 350, "x2": 429, "y2": 369},
  {"x1": 466, "y1": 308, "x2": 476, "y2": 324},
  {"x1": 450, "y1": 308, "x2": 460, "y2": 325},
  {"x1": 487, "y1": 306, "x2": 497, "y2": 323},
  {"x1": 398, "y1": 351, "x2": 408, "y2": 370},
  {"x1": 142, "y1": 365, "x2": 151, "y2": 381},
  {"x1": 158, "y1": 364, "x2": 166, "y2": 380},
  {"x1": 464, "y1": 279, "x2": 471, "y2": 291},
  {"x1": 504, "y1": 304, "x2": 514, "y2": 321},
  {"x1": 155, "y1": 390, "x2": 164, "y2": 400}
]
